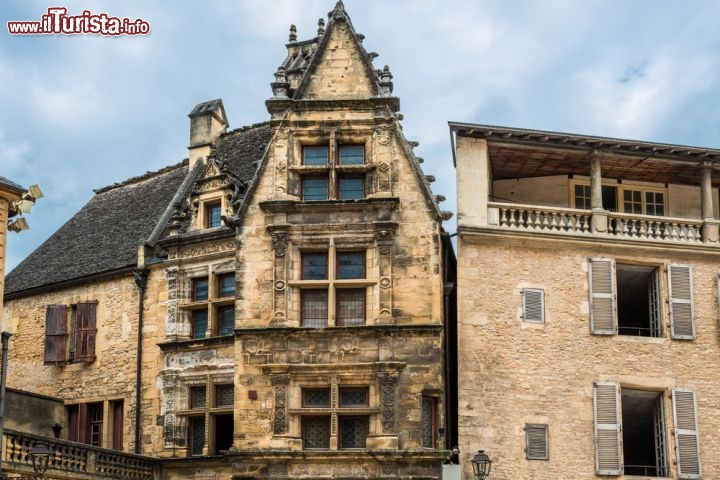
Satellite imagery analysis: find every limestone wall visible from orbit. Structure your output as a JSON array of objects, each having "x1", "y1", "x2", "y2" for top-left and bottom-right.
[{"x1": 457, "y1": 234, "x2": 720, "y2": 479}]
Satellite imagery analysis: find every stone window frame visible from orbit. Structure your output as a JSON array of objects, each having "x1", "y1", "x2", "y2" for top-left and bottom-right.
[
  {"x1": 288, "y1": 373, "x2": 379, "y2": 451},
  {"x1": 180, "y1": 263, "x2": 236, "y2": 339},
  {"x1": 288, "y1": 131, "x2": 376, "y2": 201},
  {"x1": 174, "y1": 374, "x2": 235, "y2": 457},
  {"x1": 287, "y1": 238, "x2": 377, "y2": 327},
  {"x1": 197, "y1": 191, "x2": 224, "y2": 229}
]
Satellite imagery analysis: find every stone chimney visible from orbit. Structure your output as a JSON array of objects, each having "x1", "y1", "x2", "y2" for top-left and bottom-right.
[{"x1": 188, "y1": 99, "x2": 228, "y2": 169}]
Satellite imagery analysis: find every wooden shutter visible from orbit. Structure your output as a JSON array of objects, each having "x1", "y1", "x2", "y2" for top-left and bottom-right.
[
  {"x1": 589, "y1": 258, "x2": 617, "y2": 334},
  {"x1": 668, "y1": 264, "x2": 695, "y2": 339},
  {"x1": 522, "y1": 288, "x2": 545, "y2": 324},
  {"x1": 525, "y1": 423, "x2": 549, "y2": 460},
  {"x1": 672, "y1": 388, "x2": 702, "y2": 479},
  {"x1": 75, "y1": 301, "x2": 97, "y2": 362},
  {"x1": 44, "y1": 305, "x2": 68, "y2": 365},
  {"x1": 594, "y1": 381, "x2": 622, "y2": 475}
]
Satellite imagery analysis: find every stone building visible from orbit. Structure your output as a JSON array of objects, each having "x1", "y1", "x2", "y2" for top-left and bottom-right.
[
  {"x1": 1, "y1": 3, "x2": 452, "y2": 479},
  {"x1": 452, "y1": 121, "x2": 720, "y2": 479}
]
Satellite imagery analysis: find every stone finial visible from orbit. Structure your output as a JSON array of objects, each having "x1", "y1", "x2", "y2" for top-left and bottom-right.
[
  {"x1": 368, "y1": 52, "x2": 379, "y2": 62},
  {"x1": 331, "y1": 0, "x2": 347, "y2": 21},
  {"x1": 317, "y1": 18, "x2": 325, "y2": 36},
  {"x1": 272, "y1": 67, "x2": 290, "y2": 98},
  {"x1": 378, "y1": 65, "x2": 394, "y2": 96},
  {"x1": 381, "y1": 65, "x2": 393, "y2": 82},
  {"x1": 357, "y1": 33, "x2": 365, "y2": 43},
  {"x1": 289, "y1": 24, "x2": 297, "y2": 43}
]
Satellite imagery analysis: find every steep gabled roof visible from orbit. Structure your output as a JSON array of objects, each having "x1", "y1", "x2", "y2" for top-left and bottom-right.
[
  {"x1": 267, "y1": 1, "x2": 397, "y2": 110},
  {"x1": 5, "y1": 163, "x2": 188, "y2": 297}
]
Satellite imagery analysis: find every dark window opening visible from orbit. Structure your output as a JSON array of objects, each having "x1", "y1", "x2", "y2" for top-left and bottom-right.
[
  {"x1": 622, "y1": 389, "x2": 667, "y2": 477},
  {"x1": 214, "y1": 414, "x2": 234, "y2": 453},
  {"x1": 339, "y1": 387, "x2": 368, "y2": 407},
  {"x1": 302, "y1": 416, "x2": 330, "y2": 449},
  {"x1": 191, "y1": 386, "x2": 207, "y2": 409},
  {"x1": 192, "y1": 277, "x2": 209, "y2": 301},
  {"x1": 336, "y1": 253, "x2": 364, "y2": 279},
  {"x1": 302, "y1": 388, "x2": 331, "y2": 407},
  {"x1": 302, "y1": 177, "x2": 328, "y2": 200},
  {"x1": 217, "y1": 306, "x2": 234, "y2": 336},
  {"x1": 617, "y1": 264, "x2": 661, "y2": 337},
  {"x1": 191, "y1": 310, "x2": 208, "y2": 339},
  {"x1": 421, "y1": 396, "x2": 437, "y2": 448},
  {"x1": 218, "y1": 273, "x2": 235, "y2": 297},
  {"x1": 302, "y1": 253, "x2": 328, "y2": 280},
  {"x1": 205, "y1": 203, "x2": 222, "y2": 228},
  {"x1": 338, "y1": 176, "x2": 364, "y2": 200},
  {"x1": 303, "y1": 146, "x2": 329, "y2": 165},
  {"x1": 301, "y1": 290, "x2": 328, "y2": 327},
  {"x1": 216, "y1": 385, "x2": 234, "y2": 407},
  {"x1": 574, "y1": 184, "x2": 591, "y2": 209},
  {"x1": 338, "y1": 145, "x2": 364, "y2": 165},
  {"x1": 188, "y1": 416, "x2": 205, "y2": 455},
  {"x1": 336, "y1": 289, "x2": 365, "y2": 326},
  {"x1": 338, "y1": 416, "x2": 368, "y2": 449}
]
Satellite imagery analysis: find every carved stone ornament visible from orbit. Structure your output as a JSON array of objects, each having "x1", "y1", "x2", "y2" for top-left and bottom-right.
[
  {"x1": 271, "y1": 374, "x2": 290, "y2": 434},
  {"x1": 271, "y1": 232, "x2": 289, "y2": 256},
  {"x1": 379, "y1": 276, "x2": 392, "y2": 289},
  {"x1": 274, "y1": 280, "x2": 286, "y2": 291},
  {"x1": 378, "y1": 161, "x2": 390, "y2": 172},
  {"x1": 377, "y1": 127, "x2": 392, "y2": 146}
]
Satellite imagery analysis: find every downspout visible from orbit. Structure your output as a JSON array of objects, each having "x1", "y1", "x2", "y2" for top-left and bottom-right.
[{"x1": 132, "y1": 269, "x2": 148, "y2": 454}]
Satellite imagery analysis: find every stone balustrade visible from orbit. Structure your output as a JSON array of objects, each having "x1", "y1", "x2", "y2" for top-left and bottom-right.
[
  {"x1": 487, "y1": 202, "x2": 714, "y2": 245},
  {"x1": 1, "y1": 429, "x2": 158, "y2": 480}
]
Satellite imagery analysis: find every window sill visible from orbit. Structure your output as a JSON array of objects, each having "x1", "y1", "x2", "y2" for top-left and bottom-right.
[
  {"x1": 158, "y1": 334, "x2": 234, "y2": 351},
  {"x1": 611, "y1": 335, "x2": 668, "y2": 345}
]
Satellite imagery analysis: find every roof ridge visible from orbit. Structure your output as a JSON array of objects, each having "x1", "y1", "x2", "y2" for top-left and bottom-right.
[
  {"x1": 93, "y1": 160, "x2": 188, "y2": 194},
  {"x1": 222, "y1": 120, "x2": 272, "y2": 136}
]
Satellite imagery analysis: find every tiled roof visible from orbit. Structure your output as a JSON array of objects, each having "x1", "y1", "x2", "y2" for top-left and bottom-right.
[
  {"x1": 0, "y1": 176, "x2": 24, "y2": 195},
  {"x1": 5, "y1": 163, "x2": 188, "y2": 296}
]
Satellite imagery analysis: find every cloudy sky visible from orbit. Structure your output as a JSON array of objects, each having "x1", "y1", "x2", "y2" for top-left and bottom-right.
[{"x1": 2, "y1": 0, "x2": 719, "y2": 271}]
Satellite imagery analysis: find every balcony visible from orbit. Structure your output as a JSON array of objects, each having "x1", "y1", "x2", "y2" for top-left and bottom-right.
[
  {"x1": 1, "y1": 429, "x2": 159, "y2": 480},
  {"x1": 488, "y1": 201, "x2": 712, "y2": 245},
  {"x1": 451, "y1": 122, "x2": 720, "y2": 248}
]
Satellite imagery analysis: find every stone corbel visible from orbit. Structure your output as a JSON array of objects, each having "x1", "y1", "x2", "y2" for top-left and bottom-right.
[
  {"x1": 268, "y1": 225, "x2": 290, "y2": 257},
  {"x1": 374, "y1": 221, "x2": 397, "y2": 255}
]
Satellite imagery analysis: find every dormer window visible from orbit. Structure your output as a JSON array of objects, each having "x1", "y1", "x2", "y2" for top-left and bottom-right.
[{"x1": 299, "y1": 145, "x2": 367, "y2": 201}]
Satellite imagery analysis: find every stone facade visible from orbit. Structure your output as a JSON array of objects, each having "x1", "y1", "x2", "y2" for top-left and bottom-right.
[
  {"x1": 453, "y1": 125, "x2": 720, "y2": 479},
  {"x1": 1, "y1": 3, "x2": 450, "y2": 480}
]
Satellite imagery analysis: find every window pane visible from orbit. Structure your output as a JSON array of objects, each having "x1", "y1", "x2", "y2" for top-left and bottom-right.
[
  {"x1": 303, "y1": 416, "x2": 330, "y2": 449},
  {"x1": 302, "y1": 253, "x2": 328, "y2": 280},
  {"x1": 193, "y1": 277, "x2": 209, "y2": 301},
  {"x1": 189, "y1": 416, "x2": 205, "y2": 455},
  {"x1": 302, "y1": 290, "x2": 328, "y2": 327},
  {"x1": 340, "y1": 387, "x2": 368, "y2": 407},
  {"x1": 623, "y1": 190, "x2": 642, "y2": 214},
  {"x1": 218, "y1": 306, "x2": 234, "y2": 336},
  {"x1": 303, "y1": 177, "x2": 328, "y2": 200},
  {"x1": 646, "y1": 191, "x2": 665, "y2": 216},
  {"x1": 421, "y1": 396, "x2": 436, "y2": 448},
  {"x1": 206, "y1": 203, "x2": 222, "y2": 228},
  {"x1": 337, "y1": 253, "x2": 364, "y2": 279},
  {"x1": 216, "y1": 385, "x2": 234, "y2": 407},
  {"x1": 338, "y1": 176, "x2": 364, "y2": 200},
  {"x1": 303, "y1": 389, "x2": 331, "y2": 407},
  {"x1": 191, "y1": 386, "x2": 207, "y2": 408},
  {"x1": 339, "y1": 416, "x2": 368, "y2": 448},
  {"x1": 339, "y1": 145, "x2": 364, "y2": 165},
  {"x1": 303, "y1": 147, "x2": 328, "y2": 165},
  {"x1": 192, "y1": 310, "x2": 208, "y2": 339},
  {"x1": 89, "y1": 403, "x2": 103, "y2": 447},
  {"x1": 337, "y1": 289, "x2": 365, "y2": 326},
  {"x1": 574, "y1": 184, "x2": 591, "y2": 209},
  {"x1": 218, "y1": 274, "x2": 235, "y2": 297}
]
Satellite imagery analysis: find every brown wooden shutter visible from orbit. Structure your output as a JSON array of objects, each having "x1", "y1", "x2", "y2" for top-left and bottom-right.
[
  {"x1": 44, "y1": 305, "x2": 68, "y2": 365},
  {"x1": 668, "y1": 264, "x2": 694, "y2": 339},
  {"x1": 672, "y1": 388, "x2": 702, "y2": 479},
  {"x1": 75, "y1": 301, "x2": 97, "y2": 362},
  {"x1": 525, "y1": 423, "x2": 549, "y2": 460},
  {"x1": 78, "y1": 403, "x2": 90, "y2": 444},
  {"x1": 594, "y1": 381, "x2": 622, "y2": 475},
  {"x1": 522, "y1": 288, "x2": 545, "y2": 324},
  {"x1": 589, "y1": 258, "x2": 617, "y2": 335}
]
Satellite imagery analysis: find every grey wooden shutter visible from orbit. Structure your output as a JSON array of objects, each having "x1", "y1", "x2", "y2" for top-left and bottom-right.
[
  {"x1": 525, "y1": 423, "x2": 549, "y2": 460},
  {"x1": 44, "y1": 305, "x2": 68, "y2": 365},
  {"x1": 668, "y1": 264, "x2": 694, "y2": 339},
  {"x1": 672, "y1": 388, "x2": 702, "y2": 479},
  {"x1": 589, "y1": 258, "x2": 617, "y2": 334},
  {"x1": 522, "y1": 288, "x2": 545, "y2": 324},
  {"x1": 74, "y1": 301, "x2": 97, "y2": 362},
  {"x1": 594, "y1": 381, "x2": 622, "y2": 475}
]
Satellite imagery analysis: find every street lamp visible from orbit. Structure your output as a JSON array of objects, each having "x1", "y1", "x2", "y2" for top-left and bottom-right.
[
  {"x1": 29, "y1": 442, "x2": 52, "y2": 478},
  {"x1": 470, "y1": 450, "x2": 492, "y2": 479}
]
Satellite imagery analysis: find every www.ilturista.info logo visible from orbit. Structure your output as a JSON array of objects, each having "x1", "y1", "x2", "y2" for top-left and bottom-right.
[{"x1": 7, "y1": 7, "x2": 150, "y2": 35}]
